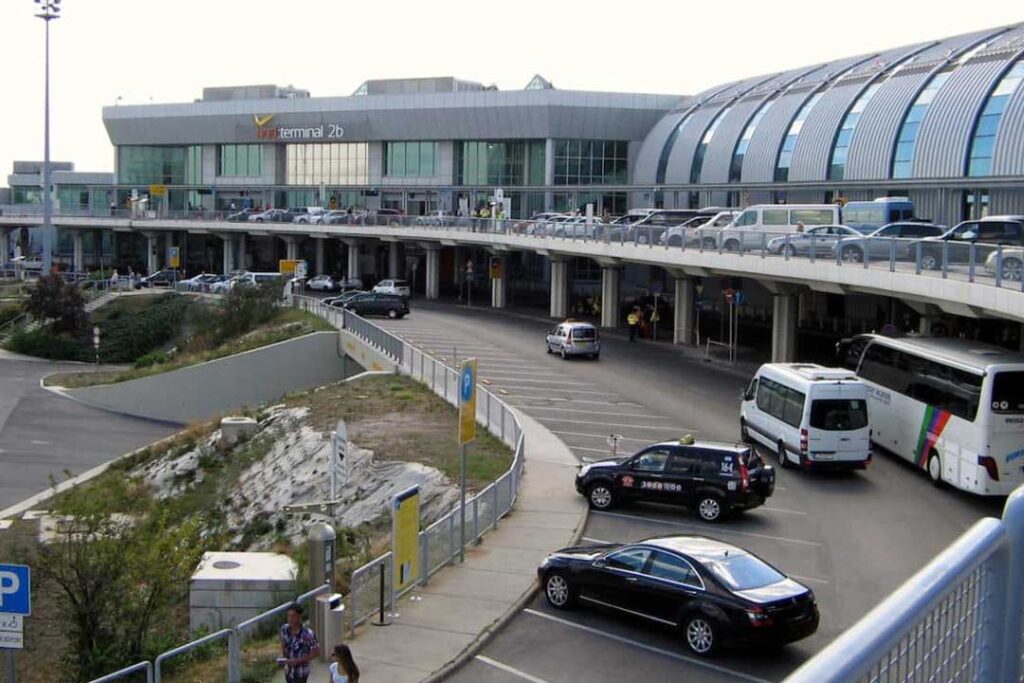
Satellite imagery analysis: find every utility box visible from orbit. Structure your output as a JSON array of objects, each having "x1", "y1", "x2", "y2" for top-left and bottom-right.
[
  {"x1": 308, "y1": 522, "x2": 337, "y2": 589},
  {"x1": 189, "y1": 551, "x2": 297, "y2": 633},
  {"x1": 315, "y1": 592, "x2": 345, "y2": 659}
]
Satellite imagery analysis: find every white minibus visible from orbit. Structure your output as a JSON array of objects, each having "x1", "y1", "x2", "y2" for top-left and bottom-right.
[{"x1": 719, "y1": 204, "x2": 840, "y2": 251}]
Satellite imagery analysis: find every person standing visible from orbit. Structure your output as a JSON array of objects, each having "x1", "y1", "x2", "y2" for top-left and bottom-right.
[
  {"x1": 280, "y1": 603, "x2": 320, "y2": 683},
  {"x1": 329, "y1": 644, "x2": 360, "y2": 683},
  {"x1": 627, "y1": 306, "x2": 639, "y2": 342}
]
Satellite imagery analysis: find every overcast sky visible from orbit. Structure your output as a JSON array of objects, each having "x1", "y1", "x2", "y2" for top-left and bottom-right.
[{"x1": 0, "y1": 0, "x2": 1020, "y2": 179}]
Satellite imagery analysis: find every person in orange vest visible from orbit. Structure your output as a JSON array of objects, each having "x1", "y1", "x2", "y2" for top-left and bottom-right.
[{"x1": 627, "y1": 307, "x2": 640, "y2": 342}]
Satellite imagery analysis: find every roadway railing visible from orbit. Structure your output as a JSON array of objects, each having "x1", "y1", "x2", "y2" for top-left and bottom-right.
[
  {"x1": 3, "y1": 209, "x2": 1022, "y2": 295},
  {"x1": 292, "y1": 295, "x2": 526, "y2": 634},
  {"x1": 786, "y1": 485, "x2": 1024, "y2": 683}
]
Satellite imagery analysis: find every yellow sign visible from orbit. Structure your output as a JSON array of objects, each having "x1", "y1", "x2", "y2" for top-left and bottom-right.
[
  {"x1": 169, "y1": 246, "x2": 180, "y2": 268},
  {"x1": 149, "y1": 184, "x2": 167, "y2": 197},
  {"x1": 253, "y1": 113, "x2": 274, "y2": 127},
  {"x1": 279, "y1": 259, "x2": 301, "y2": 275},
  {"x1": 392, "y1": 486, "x2": 420, "y2": 593},
  {"x1": 458, "y1": 358, "x2": 477, "y2": 445}
]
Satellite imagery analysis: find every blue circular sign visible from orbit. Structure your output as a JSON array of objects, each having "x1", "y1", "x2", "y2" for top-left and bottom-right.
[{"x1": 460, "y1": 366, "x2": 474, "y2": 402}]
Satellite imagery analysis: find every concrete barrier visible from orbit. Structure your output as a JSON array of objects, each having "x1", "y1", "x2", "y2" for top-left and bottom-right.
[{"x1": 62, "y1": 332, "x2": 359, "y2": 424}]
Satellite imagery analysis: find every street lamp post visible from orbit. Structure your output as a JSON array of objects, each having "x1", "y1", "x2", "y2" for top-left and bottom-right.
[{"x1": 34, "y1": 0, "x2": 62, "y2": 274}]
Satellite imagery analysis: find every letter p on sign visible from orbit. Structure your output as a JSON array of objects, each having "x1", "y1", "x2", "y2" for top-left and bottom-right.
[{"x1": 0, "y1": 564, "x2": 30, "y2": 616}]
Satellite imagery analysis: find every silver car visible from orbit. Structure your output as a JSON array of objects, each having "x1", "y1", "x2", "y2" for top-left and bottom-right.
[
  {"x1": 661, "y1": 211, "x2": 740, "y2": 248},
  {"x1": 830, "y1": 222, "x2": 945, "y2": 263},
  {"x1": 766, "y1": 224, "x2": 863, "y2": 257},
  {"x1": 545, "y1": 321, "x2": 601, "y2": 360}
]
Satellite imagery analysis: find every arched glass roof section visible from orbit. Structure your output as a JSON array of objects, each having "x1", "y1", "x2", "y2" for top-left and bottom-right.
[
  {"x1": 690, "y1": 105, "x2": 733, "y2": 184},
  {"x1": 729, "y1": 97, "x2": 775, "y2": 182},
  {"x1": 774, "y1": 93, "x2": 822, "y2": 182},
  {"x1": 967, "y1": 58, "x2": 1024, "y2": 177}
]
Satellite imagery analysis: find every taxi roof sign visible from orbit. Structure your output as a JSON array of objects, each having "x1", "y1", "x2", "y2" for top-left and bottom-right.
[{"x1": 679, "y1": 434, "x2": 696, "y2": 445}]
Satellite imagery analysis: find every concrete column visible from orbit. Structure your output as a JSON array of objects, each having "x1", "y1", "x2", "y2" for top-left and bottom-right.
[
  {"x1": 314, "y1": 238, "x2": 325, "y2": 276},
  {"x1": 236, "y1": 233, "x2": 247, "y2": 271},
  {"x1": 344, "y1": 239, "x2": 361, "y2": 281},
  {"x1": 549, "y1": 259, "x2": 569, "y2": 319},
  {"x1": 283, "y1": 236, "x2": 299, "y2": 262},
  {"x1": 388, "y1": 242, "x2": 400, "y2": 279},
  {"x1": 73, "y1": 232, "x2": 85, "y2": 273},
  {"x1": 425, "y1": 247, "x2": 440, "y2": 300},
  {"x1": 0, "y1": 228, "x2": 10, "y2": 266},
  {"x1": 600, "y1": 267, "x2": 620, "y2": 328},
  {"x1": 490, "y1": 256, "x2": 508, "y2": 308},
  {"x1": 771, "y1": 293, "x2": 799, "y2": 363},
  {"x1": 221, "y1": 234, "x2": 234, "y2": 275},
  {"x1": 165, "y1": 232, "x2": 174, "y2": 271},
  {"x1": 367, "y1": 242, "x2": 379, "y2": 279},
  {"x1": 146, "y1": 234, "x2": 159, "y2": 274},
  {"x1": 674, "y1": 278, "x2": 696, "y2": 345}
]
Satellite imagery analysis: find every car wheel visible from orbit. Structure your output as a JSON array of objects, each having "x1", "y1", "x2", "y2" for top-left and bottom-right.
[
  {"x1": 696, "y1": 494, "x2": 724, "y2": 523},
  {"x1": 387, "y1": 309, "x2": 398, "y2": 319},
  {"x1": 724, "y1": 239, "x2": 740, "y2": 253},
  {"x1": 255, "y1": 218, "x2": 263, "y2": 223},
  {"x1": 587, "y1": 483, "x2": 615, "y2": 510},
  {"x1": 927, "y1": 451, "x2": 943, "y2": 487},
  {"x1": 561, "y1": 347, "x2": 568, "y2": 360},
  {"x1": 591, "y1": 353, "x2": 600, "y2": 360},
  {"x1": 544, "y1": 571, "x2": 576, "y2": 610},
  {"x1": 668, "y1": 235, "x2": 682, "y2": 247},
  {"x1": 701, "y1": 237, "x2": 717, "y2": 250},
  {"x1": 1001, "y1": 257, "x2": 1023, "y2": 282},
  {"x1": 777, "y1": 442, "x2": 791, "y2": 469},
  {"x1": 920, "y1": 250, "x2": 941, "y2": 271},
  {"x1": 683, "y1": 614, "x2": 720, "y2": 657},
  {"x1": 783, "y1": 244, "x2": 798, "y2": 258},
  {"x1": 546, "y1": 342, "x2": 553, "y2": 354},
  {"x1": 841, "y1": 246, "x2": 863, "y2": 263}
]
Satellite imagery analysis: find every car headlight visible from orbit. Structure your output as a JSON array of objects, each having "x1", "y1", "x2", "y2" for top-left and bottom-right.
[{"x1": 577, "y1": 465, "x2": 591, "y2": 478}]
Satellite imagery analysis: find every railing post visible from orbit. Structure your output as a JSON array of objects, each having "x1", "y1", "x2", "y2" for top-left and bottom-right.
[
  {"x1": 227, "y1": 631, "x2": 241, "y2": 683},
  {"x1": 836, "y1": 235, "x2": 842, "y2": 267},
  {"x1": 698, "y1": 228, "x2": 705, "y2": 253},
  {"x1": 890, "y1": 237, "x2": 896, "y2": 273},
  {"x1": 448, "y1": 508, "x2": 456, "y2": 565},
  {"x1": 915, "y1": 241, "x2": 923, "y2": 275},
  {"x1": 486, "y1": 391, "x2": 491, "y2": 432},
  {"x1": 941, "y1": 240, "x2": 949, "y2": 279},
  {"x1": 493, "y1": 481, "x2": 500, "y2": 530},
  {"x1": 995, "y1": 245, "x2": 1003, "y2": 288},
  {"x1": 473, "y1": 496, "x2": 479, "y2": 542},
  {"x1": 969, "y1": 243, "x2": 976, "y2": 283},
  {"x1": 999, "y1": 487, "x2": 1024, "y2": 681},
  {"x1": 420, "y1": 531, "x2": 429, "y2": 587},
  {"x1": 760, "y1": 230, "x2": 766, "y2": 258}
]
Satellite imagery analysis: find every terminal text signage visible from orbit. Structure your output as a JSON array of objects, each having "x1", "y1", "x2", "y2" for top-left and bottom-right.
[{"x1": 254, "y1": 114, "x2": 344, "y2": 141}]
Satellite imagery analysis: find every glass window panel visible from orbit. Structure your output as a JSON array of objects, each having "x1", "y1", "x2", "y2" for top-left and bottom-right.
[
  {"x1": 986, "y1": 94, "x2": 1009, "y2": 115},
  {"x1": 968, "y1": 157, "x2": 992, "y2": 177},
  {"x1": 971, "y1": 135, "x2": 995, "y2": 159},
  {"x1": 893, "y1": 160, "x2": 912, "y2": 178},
  {"x1": 976, "y1": 114, "x2": 1001, "y2": 137},
  {"x1": 905, "y1": 104, "x2": 926, "y2": 124}
]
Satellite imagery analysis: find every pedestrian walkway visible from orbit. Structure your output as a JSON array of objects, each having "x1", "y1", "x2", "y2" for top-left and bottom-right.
[{"x1": 272, "y1": 411, "x2": 587, "y2": 683}]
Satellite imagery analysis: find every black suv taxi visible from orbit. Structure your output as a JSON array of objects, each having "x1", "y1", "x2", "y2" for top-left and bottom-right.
[{"x1": 574, "y1": 436, "x2": 774, "y2": 522}]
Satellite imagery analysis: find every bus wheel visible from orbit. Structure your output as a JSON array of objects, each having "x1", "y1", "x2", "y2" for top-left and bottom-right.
[{"x1": 927, "y1": 451, "x2": 943, "y2": 487}]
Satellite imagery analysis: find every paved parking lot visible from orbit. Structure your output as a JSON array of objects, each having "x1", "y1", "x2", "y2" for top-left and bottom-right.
[
  {"x1": 0, "y1": 356, "x2": 176, "y2": 512},
  {"x1": 372, "y1": 301, "x2": 1002, "y2": 682}
]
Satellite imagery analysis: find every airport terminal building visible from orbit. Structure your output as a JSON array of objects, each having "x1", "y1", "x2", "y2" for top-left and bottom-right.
[{"x1": 84, "y1": 22, "x2": 1024, "y2": 225}]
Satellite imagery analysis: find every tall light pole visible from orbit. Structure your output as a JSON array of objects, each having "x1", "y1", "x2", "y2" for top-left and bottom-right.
[{"x1": 34, "y1": 0, "x2": 61, "y2": 274}]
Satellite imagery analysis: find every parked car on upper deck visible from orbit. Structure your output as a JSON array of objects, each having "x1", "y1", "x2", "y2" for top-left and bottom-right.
[
  {"x1": 661, "y1": 211, "x2": 740, "y2": 248},
  {"x1": 911, "y1": 216, "x2": 1024, "y2": 271},
  {"x1": 248, "y1": 209, "x2": 294, "y2": 223},
  {"x1": 766, "y1": 224, "x2": 863, "y2": 258},
  {"x1": 829, "y1": 222, "x2": 945, "y2": 263}
]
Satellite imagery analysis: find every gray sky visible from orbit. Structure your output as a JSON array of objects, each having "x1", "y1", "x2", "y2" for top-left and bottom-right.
[{"x1": 0, "y1": 0, "x2": 1020, "y2": 178}]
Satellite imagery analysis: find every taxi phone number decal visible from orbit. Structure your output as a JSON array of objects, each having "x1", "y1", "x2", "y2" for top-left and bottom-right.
[{"x1": 640, "y1": 481, "x2": 683, "y2": 493}]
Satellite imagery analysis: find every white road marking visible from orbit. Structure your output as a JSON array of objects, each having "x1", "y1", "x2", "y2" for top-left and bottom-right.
[
  {"x1": 552, "y1": 430, "x2": 649, "y2": 443},
  {"x1": 483, "y1": 377, "x2": 597, "y2": 387},
  {"x1": 489, "y1": 385, "x2": 610, "y2": 396},
  {"x1": 504, "y1": 397, "x2": 645, "y2": 407},
  {"x1": 541, "y1": 418, "x2": 695, "y2": 432},
  {"x1": 591, "y1": 510, "x2": 823, "y2": 548},
  {"x1": 522, "y1": 609, "x2": 772, "y2": 683},
  {"x1": 571, "y1": 446, "x2": 617, "y2": 454},
  {"x1": 475, "y1": 655, "x2": 550, "y2": 683},
  {"x1": 509, "y1": 405, "x2": 674, "y2": 419},
  {"x1": 759, "y1": 506, "x2": 807, "y2": 516}
]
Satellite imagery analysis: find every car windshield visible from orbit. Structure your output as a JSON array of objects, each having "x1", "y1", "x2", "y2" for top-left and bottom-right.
[
  {"x1": 704, "y1": 554, "x2": 786, "y2": 591},
  {"x1": 810, "y1": 399, "x2": 868, "y2": 430},
  {"x1": 571, "y1": 327, "x2": 597, "y2": 340}
]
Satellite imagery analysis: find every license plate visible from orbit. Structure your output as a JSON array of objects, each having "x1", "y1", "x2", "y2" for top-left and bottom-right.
[{"x1": 814, "y1": 452, "x2": 835, "y2": 461}]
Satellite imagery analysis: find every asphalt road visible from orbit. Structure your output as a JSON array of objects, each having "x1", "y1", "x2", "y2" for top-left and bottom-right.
[
  {"x1": 0, "y1": 356, "x2": 176, "y2": 511},
  {"x1": 369, "y1": 301, "x2": 1003, "y2": 683}
]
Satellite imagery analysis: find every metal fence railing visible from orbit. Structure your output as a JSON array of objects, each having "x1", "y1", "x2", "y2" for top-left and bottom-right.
[
  {"x1": 291, "y1": 295, "x2": 527, "y2": 635},
  {"x1": 785, "y1": 485, "x2": 1024, "y2": 683},
  {"x1": 3, "y1": 209, "x2": 1024, "y2": 295}
]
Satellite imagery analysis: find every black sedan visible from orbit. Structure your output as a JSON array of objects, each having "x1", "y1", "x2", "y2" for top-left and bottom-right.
[{"x1": 538, "y1": 535, "x2": 818, "y2": 656}]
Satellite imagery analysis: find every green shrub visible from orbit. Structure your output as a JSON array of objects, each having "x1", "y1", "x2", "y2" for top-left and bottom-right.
[
  {"x1": 8, "y1": 327, "x2": 92, "y2": 361},
  {"x1": 96, "y1": 294, "x2": 191, "y2": 363},
  {"x1": 133, "y1": 349, "x2": 168, "y2": 369}
]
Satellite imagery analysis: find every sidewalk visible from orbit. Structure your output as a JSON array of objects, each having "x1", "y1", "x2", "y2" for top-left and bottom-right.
[{"x1": 273, "y1": 411, "x2": 587, "y2": 682}]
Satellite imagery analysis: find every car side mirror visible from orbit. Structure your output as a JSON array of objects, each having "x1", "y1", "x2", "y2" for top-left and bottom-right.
[
  {"x1": 593, "y1": 559, "x2": 606, "y2": 569},
  {"x1": 962, "y1": 231, "x2": 977, "y2": 241},
  {"x1": 741, "y1": 388, "x2": 749, "y2": 401}
]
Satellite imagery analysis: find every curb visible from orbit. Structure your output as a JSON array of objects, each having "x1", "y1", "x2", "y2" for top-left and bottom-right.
[{"x1": 422, "y1": 495, "x2": 591, "y2": 683}]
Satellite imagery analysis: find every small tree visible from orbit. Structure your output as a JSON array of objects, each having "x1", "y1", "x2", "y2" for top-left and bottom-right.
[
  {"x1": 217, "y1": 279, "x2": 281, "y2": 342},
  {"x1": 24, "y1": 273, "x2": 87, "y2": 334}
]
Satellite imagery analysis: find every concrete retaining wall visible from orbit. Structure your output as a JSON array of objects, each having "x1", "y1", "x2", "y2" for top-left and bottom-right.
[{"x1": 63, "y1": 332, "x2": 358, "y2": 424}]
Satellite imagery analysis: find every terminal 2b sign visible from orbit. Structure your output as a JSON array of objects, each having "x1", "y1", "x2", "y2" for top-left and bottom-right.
[{"x1": 252, "y1": 114, "x2": 345, "y2": 141}]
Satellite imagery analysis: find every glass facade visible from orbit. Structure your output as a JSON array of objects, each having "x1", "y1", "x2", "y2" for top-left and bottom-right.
[
  {"x1": 730, "y1": 97, "x2": 775, "y2": 183},
  {"x1": 828, "y1": 84, "x2": 880, "y2": 180},
  {"x1": 118, "y1": 146, "x2": 186, "y2": 185},
  {"x1": 967, "y1": 60, "x2": 1024, "y2": 177},
  {"x1": 891, "y1": 69, "x2": 953, "y2": 179},
  {"x1": 691, "y1": 106, "x2": 732, "y2": 184},
  {"x1": 775, "y1": 92, "x2": 823, "y2": 182},
  {"x1": 285, "y1": 143, "x2": 369, "y2": 186},
  {"x1": 656, "y1": 110, "x2": 697, "y2": 184},
  {"x1": 385, "y1": 141, "x2": 438, "y2": 177},
  {"x1": 527, "y1": 140, "x2": 546, "y2": 185},
  {"x1": 218, "y1": 144, "x2": 262, "y2": 177},
  {"x1": 457, "y1": 141, "x2": 525, "y2": 185},
  {"x1": 554, "y1": 140, "x2": 628, "y2": 185}
]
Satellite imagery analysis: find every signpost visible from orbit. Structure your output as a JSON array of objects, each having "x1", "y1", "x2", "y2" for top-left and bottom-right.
[
  {"x1": 0, "y1": 563, "x2": 30, "y2": 678},
  {"x1": 458, "y1": 358, "x2": 477, "y2": 562},
  {"x1": 92, "y1": 325, "x2": 101, "y2": 365},
  {"x1": 168, "y1": 246, "x2": 180, "y2": 269},
  {"x1": 330, "y1": 419, "x2": 348, "y2": 513},
  {"x1": 465, "y1": 259, "x2": 474, "y2": 307},
  {"x1": 391, "y1": 486, "x2": 421, "y2": 603}
]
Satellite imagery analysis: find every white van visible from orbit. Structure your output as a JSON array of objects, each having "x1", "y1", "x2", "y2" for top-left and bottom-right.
[
  {"x1": 719, "y1": 204, "x2": 840, "y2": 251},
  {"x1": 740, "y1": 363, "x2": 871, "y2": 470}
]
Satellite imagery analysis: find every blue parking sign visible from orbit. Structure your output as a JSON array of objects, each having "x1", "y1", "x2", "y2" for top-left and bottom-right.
[{"x1": 0, "y1": 564, "x2": 30, "y2": 616}]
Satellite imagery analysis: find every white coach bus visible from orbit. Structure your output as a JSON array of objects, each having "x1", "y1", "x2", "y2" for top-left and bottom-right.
[{"x1": 837, "y1": 333, "x2": 1024, "y2": 496}]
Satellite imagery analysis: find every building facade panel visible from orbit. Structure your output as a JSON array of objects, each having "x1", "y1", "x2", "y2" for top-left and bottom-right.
[
  {"x1": 738, "y1": 89, "x2": 810, "y2": 183},
  {"x1": 697, "y1": 97, "x2": 765, "y2": 184},
  {"x1": 661, "y1": 105, "x2": 723, "y2": 184},
  {"x1": 787, "y1": 81, "x2": 862, "y2": 182},
  {"x1": 632, "y1": 109, "x2": 691, "y2": 184},
  {"x1": 914, "y1": 58, "x2": 1008, "y2": 178},
  {"x1": 990, "y1": 57, "x2": 1024, "y2": 176}
]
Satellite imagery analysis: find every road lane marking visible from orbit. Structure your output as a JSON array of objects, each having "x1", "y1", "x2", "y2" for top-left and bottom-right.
[
  {"x1": 522, "y1": 609, "x2": 771, "y2": 683},
  {"x1": 540, "y1": 419, "x2": 696, "y2": 432},
  {"x1": 503, "y1": 397, "x2": 645, "y2": 407},
  {"x1": 483, "y1": 377, "x2": 597, "y2": 387},
  {"x1": 510, "y1": 405, "x2": 674, "y2": 419},
  {"x1": 489, "y1": 386, "x2": 611, "y2": 395},
  {"x1": 552, "y1": 430, "x2": 650, "y2": 442},
  {"x1": 571, "y1": 446, "x2": 616, "y2": 454},
  {"x1": 591, "y1": 510, "x2": 822, "y2": 548},
  {"x1": 759, "y1": 506, "x2": 807, "y2": 516},
  {"x1": 475, "y1": 656, "x2": 550, "y2": 683}
]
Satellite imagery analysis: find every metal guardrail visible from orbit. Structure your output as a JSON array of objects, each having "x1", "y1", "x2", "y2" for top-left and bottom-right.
[
  {"x1": 293, "y1": 295, "x2": 526, "y2": 635},
  {"x1": 786, "y1": 485, "x2": 1024, "y2": 683},
  {"x1": 154, "y1": 628, "x2": 235, "y2": 683},
  {"x1": 88, "y1": 662, "x2": 153, "y2": 683}
]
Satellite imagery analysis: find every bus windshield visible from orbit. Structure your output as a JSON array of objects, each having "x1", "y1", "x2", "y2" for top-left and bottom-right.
[{"x1": 992, "y1": 371, "x2": 1024, "y2": 414}]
